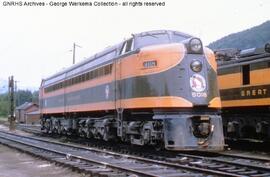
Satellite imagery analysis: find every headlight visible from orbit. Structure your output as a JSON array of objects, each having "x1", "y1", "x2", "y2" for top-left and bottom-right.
[
  {"x1": 190, "y1": 60, "x2": 202, "y2": 72},
  {"x1": 190, "y1": 38, "x2": 202, "y2": 53}
]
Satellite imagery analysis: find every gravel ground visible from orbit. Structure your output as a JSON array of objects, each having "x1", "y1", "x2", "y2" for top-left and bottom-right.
[
  {"x1": 0, "y1": 124, "x2": 31, "y2": 136},
  {"x1": 0, "y1": 145, "x2": 87, "y2": 177}
]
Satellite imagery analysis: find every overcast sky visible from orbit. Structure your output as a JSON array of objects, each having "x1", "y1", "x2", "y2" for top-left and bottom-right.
[{"x1": 0, "y1": 0, "x2": 269, "y2": 90}]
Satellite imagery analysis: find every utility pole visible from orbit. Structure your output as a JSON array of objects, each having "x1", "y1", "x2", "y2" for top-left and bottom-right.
[
  {"x1": 8, "y1": 76, "x2": 15, "y2": 131},
  {"x1": 14, "y1": 80, "x2": 18, "y2": 107},
  {"x1": 72, "y1": 43, "x2": 82, "y2": 64}
]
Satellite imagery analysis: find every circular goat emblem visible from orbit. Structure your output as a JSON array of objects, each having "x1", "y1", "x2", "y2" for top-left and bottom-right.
[
  {"x1": 105, "y1": 85, "x2": 109, "y2": 99},
  {"x1": 190, "y1": 74, "x2": 206, "y2": 92}
]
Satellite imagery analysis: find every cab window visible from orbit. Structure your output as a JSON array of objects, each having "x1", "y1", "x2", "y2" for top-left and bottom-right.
[
  {"x1": 120, "y1": 38, "x2": 134, "y2": 55},
  {"x1": 135, "y1": 33, "x2": 169, "y2": 49},
  {"x1": 172, "y1": 34, "x2": 190, "y2": 42}
]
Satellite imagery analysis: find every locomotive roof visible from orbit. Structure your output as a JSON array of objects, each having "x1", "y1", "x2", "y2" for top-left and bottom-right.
[
  {"x1": 217, "y1": 44, "x2": 270, "y2": 68},
  {"x1": 43, "y1": 44, "x2": 119, "y2": 86},
  {"x1": 134, "y1": 30, "x2": 192, "y2": 38},
  {"x1": 43, "y1": 30, "x2": 193, "y2": 87}
]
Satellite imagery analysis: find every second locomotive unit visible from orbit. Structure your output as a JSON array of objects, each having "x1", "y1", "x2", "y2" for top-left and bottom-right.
[
  {"x1": 40, "y1": 30, "x2": 224, "y2": 151},
  {"x1": 217, "y1": 43, "x2": 270, "y2": 141}
]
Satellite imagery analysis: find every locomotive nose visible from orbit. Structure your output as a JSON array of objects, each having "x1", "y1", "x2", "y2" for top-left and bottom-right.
[{"x1": 162, "y1": 114, "x2": 223, "y2": 151}]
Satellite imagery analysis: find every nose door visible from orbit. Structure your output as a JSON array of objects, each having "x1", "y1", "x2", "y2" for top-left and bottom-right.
[{"x1": 188, "y1": 56, "x2": 209, "y2": 106}]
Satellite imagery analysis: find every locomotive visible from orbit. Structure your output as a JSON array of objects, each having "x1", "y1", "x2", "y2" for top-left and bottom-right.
[
  {"x1": 39, "y1": 30, "x2": 224, "y2": 151},
  {"x1": 217, "y1": 43, "x2": 270, "y2": 141}
]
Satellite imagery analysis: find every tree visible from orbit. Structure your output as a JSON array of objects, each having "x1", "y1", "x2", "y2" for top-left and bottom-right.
[
  {"x1": 0, "y1": 89, "x2": 39, "y2": 117},
  {"x1": 32, "y1": 90, "x2": 39, "y2": 104},
  {"x1": 0, "y1": 93, "x2": 9, "y2": 117},
  {"x1": 16, "y1": 90, "x2": 33, "y2": 106},
  {"x1": 209, "y1": 21, "x2": 270, "y2": 50}
]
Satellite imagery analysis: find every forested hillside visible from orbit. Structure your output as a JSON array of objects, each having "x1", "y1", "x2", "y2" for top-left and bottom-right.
[
  {"x1": 208, "y1": 21, "x2": 270, "y2": 50},
  {"x1": 0, "y1": 90, "x2": 39, "y2": 117}
]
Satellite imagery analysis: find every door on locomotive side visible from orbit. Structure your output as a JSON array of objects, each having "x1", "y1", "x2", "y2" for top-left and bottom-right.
[
  {"x1": 115, "y1": 38, "x2": 135, "y2": 110},
  {"x1": 114, "y1": 38, "x2": 134, "y2": 137}
]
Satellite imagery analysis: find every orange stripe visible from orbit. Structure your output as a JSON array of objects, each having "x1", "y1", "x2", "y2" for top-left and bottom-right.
[
  {"x1": 218, "y1": 73, "x2": 242, "y2": 89},
  {"x1": 204, "y1": 47, "x2": 217, "y2": 72},
  {"x1": 121, "y1": 43, "x2": 185, "y2": 79},
  {"x1": 42, "y1": 74, "x2": 113, "y2": 98},
  {"x1": 218, "y1": 68, "x2": 270, "y2": 90},
  {"x1": 218, "y1": 69, "x2": 270, "y2": 90},
  {"x1": 42, "y1": 107, "x2": 65, "y2": 114},
  {"x1": 117, "y1": 96, "x2": 193, "y2": 109},
  {"x1": 67, "y1": 101, "x2": 115, "y2": 112},
  {"x1": 208, "y1": 97, "x2": 221, "y2": 108},
  {"x1": 41, "y1": 96, "x2": 193, "y2": 114},
  {"x1": 250, "y1": 68, "x2": 270, "y2": 85},
  {"x1": 222, "y1": 98, "x2": 270, "y2": 107},
  {"x1": 42, "y1": 101, "x2": 115, "y2": 114}
]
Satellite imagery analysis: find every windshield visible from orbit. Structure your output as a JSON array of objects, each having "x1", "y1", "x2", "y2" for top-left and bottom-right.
[
  {"x1": 172, "y1": 33, "x2": 190, "y2": 42},
  {"x1": 135, "y1": 33, "x2": 170, "y2": 49},
  {"x1": 134, "y1": 31, "x2": 191, "y2": 49}
]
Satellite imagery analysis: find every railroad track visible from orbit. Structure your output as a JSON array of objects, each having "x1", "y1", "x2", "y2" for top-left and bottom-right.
[
  {"x1": 0, "y1": 130, "x2": 213, "y2": 177},
  {"x1": 17, "y1": 124, "x2": 41, "y2": 134},
  {"x1": 170, "y1": 152, "x2": 270, "y2": 176},
  {"x1": 21, "y1": 125, "x2": 270, "y2": 162},
  {"x1": 225, "y1": 138, "x2": 270, "y2": 152},
  {"x1": 1, "y1": 130, "x2": 270, "y2": 177}
]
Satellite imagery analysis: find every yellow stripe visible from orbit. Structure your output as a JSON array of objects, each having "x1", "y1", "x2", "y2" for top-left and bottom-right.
[{"x1": 222, "y1": 97, "x2": 270, "y2": 107}]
